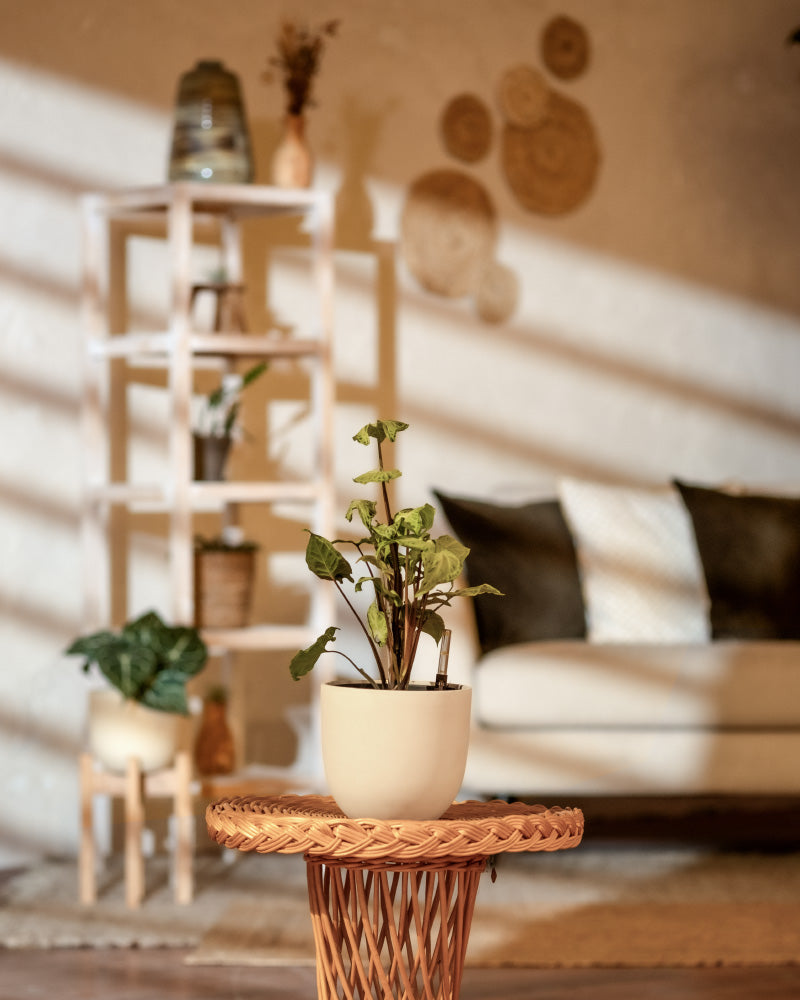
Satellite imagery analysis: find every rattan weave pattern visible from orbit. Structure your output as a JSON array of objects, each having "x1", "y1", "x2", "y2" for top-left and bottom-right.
[{"x1": 206, "y1": 794, "x2": 584, "y2": 862}]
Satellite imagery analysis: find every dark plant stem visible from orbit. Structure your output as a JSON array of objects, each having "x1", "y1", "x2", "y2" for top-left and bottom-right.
[
  {"x1": 334, "y1": 580, "x2": 387, "y2": 685},
  {"x1": 377, "y1": 438, "x2": 404, "y2": 683},
  {"x1": 329, "y1": 649, "x2": 379, "y2": 688}
]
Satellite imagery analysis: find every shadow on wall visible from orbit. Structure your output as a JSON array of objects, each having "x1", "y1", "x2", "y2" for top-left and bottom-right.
[{"x1": 2, "y1": 51, "x2": 800, "y2": 861}]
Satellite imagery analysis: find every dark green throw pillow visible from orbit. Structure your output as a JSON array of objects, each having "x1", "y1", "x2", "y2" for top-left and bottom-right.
[
  {"x1": 674, "y1": 480, "x2": 800, "y2": 640},
  {"x1": 434, "y1": 490, "x2": 586, "y2": 654}
]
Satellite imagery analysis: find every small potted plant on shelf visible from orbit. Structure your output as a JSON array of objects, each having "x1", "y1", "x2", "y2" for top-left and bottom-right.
[
  {"x1": 194, "y1": 528, "x2": 259, "y2": 629},
  {"x1": 66, "y1": 610, "x2": 208, "y2": 774},
  {"x1": 193, "y1": 361, "x2": 268, "y2": 481},
  {"x1": 290, "y1": 419, "x2": 502, "y2": 820}
]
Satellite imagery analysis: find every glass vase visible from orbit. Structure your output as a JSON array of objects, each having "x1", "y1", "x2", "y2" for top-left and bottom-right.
[{"x1": 168, "y1": 59, "x2": 254, "y2": 183}]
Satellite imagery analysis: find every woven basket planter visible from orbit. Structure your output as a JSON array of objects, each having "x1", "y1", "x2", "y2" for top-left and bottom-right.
[{"x1": 194, "y1": 547, "x2": 255, "y2": 628}]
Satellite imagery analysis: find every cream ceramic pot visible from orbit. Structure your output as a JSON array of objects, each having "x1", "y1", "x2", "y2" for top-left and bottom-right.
[
  {"x1": 87, "y1": 689, "x2": 181, "y2": 774},
  {"x1": 320, "y1": 682, "x2": 472, "y2": 821}
]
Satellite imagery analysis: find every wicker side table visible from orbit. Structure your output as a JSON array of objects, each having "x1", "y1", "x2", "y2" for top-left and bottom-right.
[{"x1": 207, "y1": 794, "x2": 584, "y2": 1000}]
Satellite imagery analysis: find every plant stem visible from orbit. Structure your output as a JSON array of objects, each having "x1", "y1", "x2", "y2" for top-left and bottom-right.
[
  {"x1": 334, "y1": 580, "x2": 387, "y2": 685},
  {"x1": 377, "y1": 438, "x2": 404, "y2": 683},
  {"x1": 329, "y1": 649, "x2": 379, "y2": 688}
]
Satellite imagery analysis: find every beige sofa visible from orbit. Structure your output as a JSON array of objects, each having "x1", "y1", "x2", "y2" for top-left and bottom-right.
[
  {"x1": 436, "y1": 480, "x2": 800, "y2": 799},
  {"x1": 458, "y1": 638, "x2": 800, "y2": 797}
]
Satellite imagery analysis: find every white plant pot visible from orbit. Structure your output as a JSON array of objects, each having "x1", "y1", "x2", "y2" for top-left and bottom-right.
[
  {"x1": 87, "y1": 689, "x2": 181, "y2": 774},
  {"x1": 320, "y1": 682, "x2": 472, "y2": 821}
]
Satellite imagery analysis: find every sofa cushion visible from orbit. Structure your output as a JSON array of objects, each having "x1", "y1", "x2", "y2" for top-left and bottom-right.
[
  {"x1": 675, "y1": 481, "x2": 800, "y2": 640},
  {"x1": 433, "y1": 490, "x2": 585, "y2": 654},
  {"x1": 472, "y1": 640, "x2": 800, "y2": 728},
  {"x1": 558, "y1": 479, "x2": 710, "y2": 643}
]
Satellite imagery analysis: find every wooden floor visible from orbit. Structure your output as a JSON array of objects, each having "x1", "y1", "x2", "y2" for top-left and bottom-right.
[{"x1": 2, "y1": 950, "x2": 800, "y2": 1000}]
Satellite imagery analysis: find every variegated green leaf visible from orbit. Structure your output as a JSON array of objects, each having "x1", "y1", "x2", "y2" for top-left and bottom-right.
[
  {"x1": 367, "y1": 602, "x2": 388, "y2": 646},
  {"x1": 353, "y1": 468, "x2": 401, "y2": 485},
  {"x1": 353, "y1": 420, "x2": 409, "y2": 445},
  {"x1": 289, "y1": 627, "x2": 339, "y2": 680},
  {"x1": 305, "y1": 532, "x2": 353, "y2": 582}
]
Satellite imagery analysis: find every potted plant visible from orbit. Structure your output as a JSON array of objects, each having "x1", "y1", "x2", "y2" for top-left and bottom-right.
[
  {"x1": 194, "y1": 528, "x2": 259, "y2": 629},
  {"x1": 193, "y1": 360, "x2": 268, "y2": 481},
  {"x1": 290, "y1": 419, "x2": 502, "y2": 820},
  {"x1": 66, "y1": 610, "x2": 208, "y2": 774}
]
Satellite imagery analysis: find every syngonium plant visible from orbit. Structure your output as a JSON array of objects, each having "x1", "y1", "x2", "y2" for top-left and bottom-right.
[{"x1": 289, "y1": 420, "x2": 502, "y2": 689}]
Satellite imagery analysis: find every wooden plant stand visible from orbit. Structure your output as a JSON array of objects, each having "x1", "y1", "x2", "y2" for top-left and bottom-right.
[
  {"x1": 79, "y1": 751, "x2": 193, "y2": 908},
  {"x1": 206, "y1": 794, "x2": 584, "y2": 1000}
]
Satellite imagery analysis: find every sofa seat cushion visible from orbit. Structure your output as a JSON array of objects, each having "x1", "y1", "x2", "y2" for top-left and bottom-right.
[{"x1": 472, "y1": 641, "x2": 800, "y2": 729}]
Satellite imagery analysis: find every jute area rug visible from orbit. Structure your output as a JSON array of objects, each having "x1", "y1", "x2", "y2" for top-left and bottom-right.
[{"x1": 2, "y1": 847, "x2": 799, "y2": 968}]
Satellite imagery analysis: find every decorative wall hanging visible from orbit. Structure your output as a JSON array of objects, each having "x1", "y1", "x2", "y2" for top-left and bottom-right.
[
  {"x1": 168, "y1": 60, "x2": 254, "y2": 183},
  {"x1": 541, "y1": 15, "x2": 591, "y2": 80},
  {"x1": 401, "y1": 169, "x2": 497, "y2": 298},
  {"x1": 497, "y1": 65, "x2": 550, "y2": 128},
  {"x1": 440, "y1": 93, "x2": 493, "y2": 163},
  {"x1": 501, "y1": 91, "x2": 600, "y2": 216},
  {"x1": 475, "y1": 260, "x2": 520, "y2": 325}
]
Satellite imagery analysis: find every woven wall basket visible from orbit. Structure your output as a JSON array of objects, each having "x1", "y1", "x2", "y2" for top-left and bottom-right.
[
  {"x1": 497, "y1": 64, "x2": 550, "y2": 128},
  {"x1": 502, "y1": 91, "x2": 601, "y2": 216},
  {"x1": 401, "y1": 169, "x2": 497, "y2": 298},
  {"x1": 194, "y1": 548, "x2": 255, "y2": 629},
  {"x1": 541, "y1": 14, "x2": 591, "y2": 80},
  {"x1": 440, "y1": 92, "x2": 493, "y2": 163}
]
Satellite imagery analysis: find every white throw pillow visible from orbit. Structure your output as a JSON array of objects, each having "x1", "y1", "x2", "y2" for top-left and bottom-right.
[{"x1": 558, "y1": 478, "x2": 710, "y2": 643}]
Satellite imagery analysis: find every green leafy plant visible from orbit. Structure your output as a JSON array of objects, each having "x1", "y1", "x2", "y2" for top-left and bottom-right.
[
  {"x1": 194, "y1": 531, "x2": 259, "y2": 552},
  {"x1": 290, "y1": 420, "x2": 502, "y2": 689},
  {"x1": 66, "y1": 610, "x2": 208, "y2": 715},
  {"x1": 196, "y1": 361, "x2": 268, "y2": 439}
]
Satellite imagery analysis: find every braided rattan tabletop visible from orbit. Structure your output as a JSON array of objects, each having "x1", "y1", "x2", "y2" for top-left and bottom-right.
[{"x1": 206, "y1": 793, "x2": 584, "y2": 862}]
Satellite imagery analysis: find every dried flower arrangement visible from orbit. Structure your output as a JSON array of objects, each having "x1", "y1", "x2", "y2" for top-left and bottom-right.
[{"x1": 264, "y1": 18, "x2": 340, "y2": 116}]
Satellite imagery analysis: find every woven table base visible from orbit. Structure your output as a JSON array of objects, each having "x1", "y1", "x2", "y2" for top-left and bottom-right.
[
  {"x1": 307, "y1": 856, "x2": 484, "y2": 1000},
  {"x1": 206, "y1": 795, "x2": 584, "y2": 1000}
]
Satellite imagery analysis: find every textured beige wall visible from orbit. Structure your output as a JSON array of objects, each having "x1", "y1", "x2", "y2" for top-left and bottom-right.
[{"x1": 1, "y1": 0, "x2": 799, "y2": 863}]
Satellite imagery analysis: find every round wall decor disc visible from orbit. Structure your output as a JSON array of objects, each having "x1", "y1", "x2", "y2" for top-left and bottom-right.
[
  {"x1": 440, "y1": 93, "x2": 493, "y2": 163},
  {"x1": 497, "y1": 64, "x2": 550, "y2": 128},
  {"x1": 475, "y1": 260, "x2": 519, "y2": 324},
  {"x1": 541, "y1": 15, "x2": 590, "y2": 80},
  {"x1": 501, "y1": 91, "x2": 600, "y2": 216},
  {"x1": 401, "y1": 169, "x2": 497, "y2": 298}
]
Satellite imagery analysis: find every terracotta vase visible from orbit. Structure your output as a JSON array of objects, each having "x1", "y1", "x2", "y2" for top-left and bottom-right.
[
  {"x1": 194, "y1": 698, "x2": 235, "y2": 776},
  {"x1": 271, "y1": 114, "x2": 314, "y2": 188},
  {"x1": 320, "y1": 682, "x2": 472, "y2": 820}
]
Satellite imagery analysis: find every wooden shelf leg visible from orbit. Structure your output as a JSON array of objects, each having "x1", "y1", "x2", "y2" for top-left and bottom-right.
[
  {"x1": 78, "y1": 753, "x2": 97, "y2": 905},
  {"x1": 124, "y1": 757, "x2": 145, "y2": 909},
  {"x1": 173, "y1": 751, "x2": 194, "y2": 905}
]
